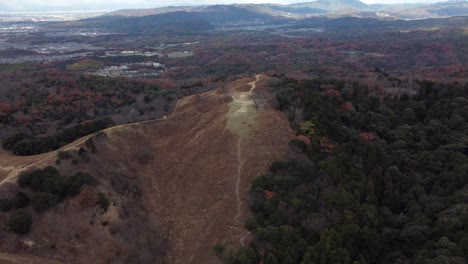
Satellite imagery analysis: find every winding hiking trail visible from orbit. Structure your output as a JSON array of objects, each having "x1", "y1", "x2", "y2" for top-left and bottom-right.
[
  {"x1": 230, "y1": 75, "x2": 260, "y2": 223},
  {"x1": 226, "y1": 75, "x2": 267, "y2": 247}
]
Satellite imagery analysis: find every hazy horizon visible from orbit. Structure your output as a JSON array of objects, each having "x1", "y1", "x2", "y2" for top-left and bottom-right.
[{"x1": 0, "y1": 0, "x2": 455, "y2": 12}]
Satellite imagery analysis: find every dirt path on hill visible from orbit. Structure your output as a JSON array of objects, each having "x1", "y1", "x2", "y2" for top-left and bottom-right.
[
  {"x1": 226, "y1": 74, "x2": 285, "y2": 249},
  {"x1": 229, "y1": 74, "x2": 260, "y2": 222},
  {"x1": 0, "y1": 252, "x2": 62, "y2": 264},
  {"x1": 0, "y1": 101, "x2": 181, "y2": 186}
]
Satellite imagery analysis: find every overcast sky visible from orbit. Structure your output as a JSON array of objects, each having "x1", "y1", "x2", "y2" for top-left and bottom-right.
[{"x1": 0, "y1": 0, "x2": 450, "y2": 12}]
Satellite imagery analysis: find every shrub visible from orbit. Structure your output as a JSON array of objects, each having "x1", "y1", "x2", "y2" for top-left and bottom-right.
[
  {"x1": 68, "y1": 172, "x2": 94, "y2": 196},
  {"x1": 289, "y1": 138, "x2": 307, "y2": 152},
  {"x1": 2, "y1": 133, "x2": 32, "y2": 150},
  {"x1": 44, "y1": 177, "x2": 69, "y2": 198},
  {"x1": 17, "y1": 167, "x2": 95, "y2": 212},
  {"x1": 96, "y1": 192, "x2": 110, "y2": 212},
  {"x1": 8, "y1": 212, "x2": 32, "y2": 235},
  {"x1": 0, "y1": 198, "x2": 14, "y2": 212},
  {"x1": 95, "y1": 131, "x2": 106, "y2": 138},
  {"x1": 18, "y1": 168, "x2": 67, "y2": 197},
  {"x1": 57, "y1": 151, "x2": 73, "y2": 160},
  {"x1": 43, "y1": 166, "x2": 58, "y2": 175},
  {"x1": 244, "y1": 218, "x2": 258, "y2": 231},
  {"x1": 269, "y1": 161, "x2": 288, "y2": 173},
  {"x1": 213, "y1": 243, "x2": 225, "y2": 255},
  {"x1": 78, "y1": 147, "x2": 86, "y2": 156},
  {"x1": 85, "y1": 138, "x2": 97, "y2": 153},
  {"x1": 18, "y1": 169, "x2": 40, "y2": 188},
  {"x1": 78, "y1": 147, "x2": 90, "y2": 162},
  {"x1": 31, "y1": 192, "x2": 57, "y2": 212},
  {"x1": 15, "y1": 191, "x2": 30, "y2": 208},
  {"x1": 19, "y1": 167, "x2": 95, "y2": 196}
]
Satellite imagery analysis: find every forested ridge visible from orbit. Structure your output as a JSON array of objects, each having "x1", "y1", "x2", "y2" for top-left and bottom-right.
[
  {"x1": 225, "y1": 78, "x2": 468, "y2": 264},
  {"x1": 2, "y1": 118, "x2": 113, "y2": 155}
]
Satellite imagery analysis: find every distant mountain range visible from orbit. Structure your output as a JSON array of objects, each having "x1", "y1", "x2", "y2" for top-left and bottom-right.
[
  {"x1": 105, "y1": 0, "x2": 468, "y2": 20},
  {"x1": 287, "y1": 0, "x2": 368, "y2": 12},
  {"x1": 1, "y1": 0, "x2": 467, "y2": 21},
  {"x1": 62, "y1": 1, "x2": 467, "y2": 37}
]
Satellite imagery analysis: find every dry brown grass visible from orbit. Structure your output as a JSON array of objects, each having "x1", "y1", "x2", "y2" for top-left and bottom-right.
[{"x1": 0, "y1": 75, "x2": 294, "y2": 264}]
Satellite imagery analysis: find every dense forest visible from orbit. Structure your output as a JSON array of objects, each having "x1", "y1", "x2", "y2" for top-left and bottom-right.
[
  {"x1": 0, "y1": 69, "x2": 185, "y2": 156},
  {"x1": 1, "y1": 166, "x2": 98, "y2": 235},
  {"x1": 0, "y1": 70, "x2": 178, "y2": 134},
  {"x1": 225, "y1": 78, "x2": 468, "y2": 263},
  {"x1": 2, "y1": 118, "x2": 113, "y2": 155}
]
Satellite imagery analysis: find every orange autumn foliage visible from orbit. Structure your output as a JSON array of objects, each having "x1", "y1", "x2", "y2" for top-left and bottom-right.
[
  {"x1": 0, "y1": 103, "x2": 11, "y2": 114},
  {"x1": 264, "y1": 190, "x2": 276, "y2": 200},
  {"x1": 341, "y1": 101, "x2": 354, "y2": 111},
  {"x1": 319, "y1": 136, "x2": 335, "y2": 153},
  {"x1": 297, "y1": 135, "x2": 311, "y2": 145},
  {"x1": 360, "y1": 132, "x2": 377, "y2": 141}
]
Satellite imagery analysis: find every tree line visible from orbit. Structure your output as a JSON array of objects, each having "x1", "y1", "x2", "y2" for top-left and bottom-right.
[{"x1": 2, "y1": 118, "x2": 114, "y2": 156}]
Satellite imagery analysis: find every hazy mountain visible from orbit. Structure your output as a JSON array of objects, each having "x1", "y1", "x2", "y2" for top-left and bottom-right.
[
  {"x1": 72, "y1": 11, "x2": 214, "y2": 34},
  {"x1": 76, "y1": 4, "x2": 468, "y2": 37},
  {"x1": 107, "y1": 0, "x2": 368, "y2": 17},
  {"x1": 288, "y1": 0, "x2": 368, "y2": 11},
  {"x1": 105, "y1": 0, "x2": 468, "y2": 20},
  {"x1": 381, "y1": 0, "x2": 468, "y2": 19},
  {"x1": 107, "y1": 4, "x2": 274, "y2": 23},
  {"x1": 73, "y1": 4, "x2": 281, "y2": 34},
  {"x1": 200, "y1": 5, "x2": 275, "y2": 22},
  {"x1": 278, "y1": 0, "x2": 468, "y2": 18}
]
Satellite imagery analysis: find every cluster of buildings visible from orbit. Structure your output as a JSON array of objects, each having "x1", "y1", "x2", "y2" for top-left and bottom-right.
[
  {"x1": 93, "y1": 62, "x2": 166, "y2": 78},
  {"x1": 0, "y1": 52, "x2": 93, "y2": 64},
  {"x1": 104, "y1": 50, "x2": 162, "y2": 57}
]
